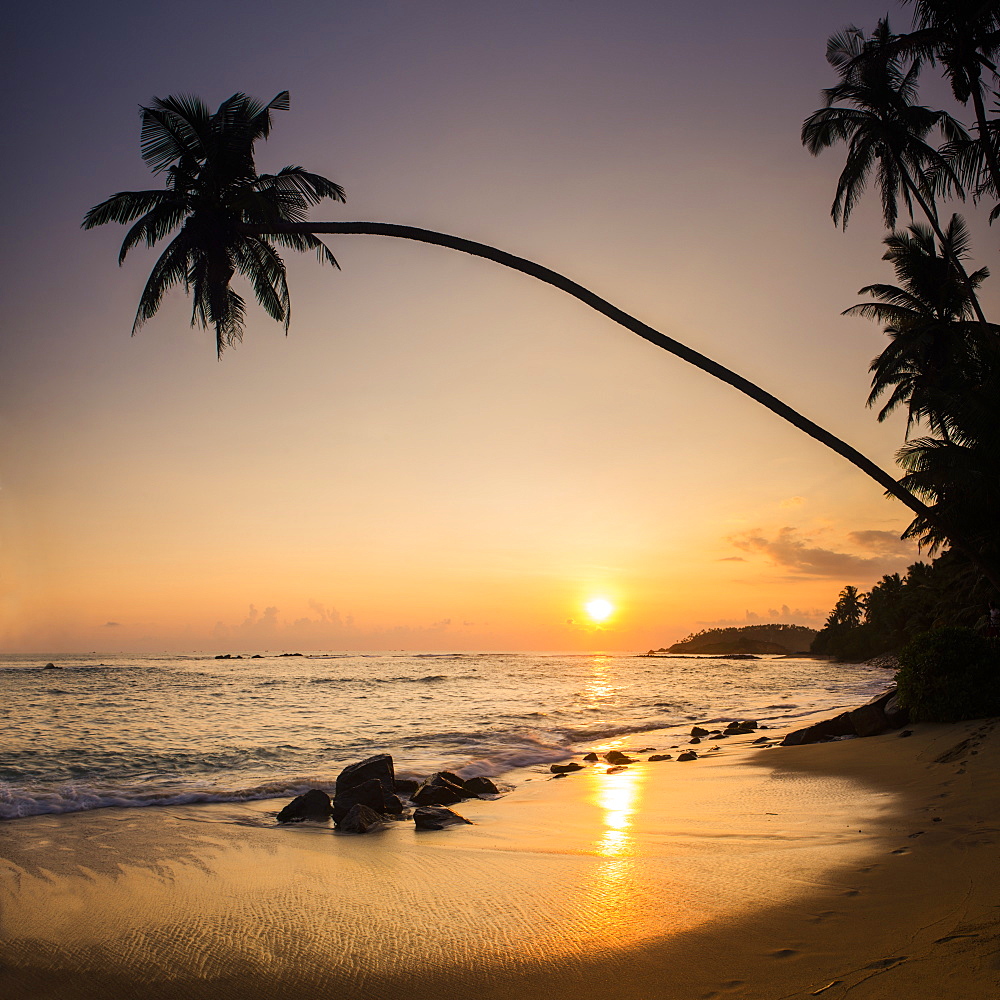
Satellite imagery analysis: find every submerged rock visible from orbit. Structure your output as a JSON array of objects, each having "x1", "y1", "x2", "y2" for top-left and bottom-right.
[
  {"x1": 277, "y1": 788, "x2": 334, "y2": 823},
  {"x1": 648, "y1": 754, "x2": 673, "y2": 761},
  {"x1": 606, "y1": 765, "x2": 628, "y2": 774},
  {"x1": 550, "y1": 762, "x2": 584, "y2": 773},
  {"x1": 605, "y1": 750, "x2": 637, "y2": 765},
  {"x1": 413, "y1": 806, "x2": 472, "y2": 830},
  {"x1": 677, "y1": 751, "x2": 698, "y2": 762}
]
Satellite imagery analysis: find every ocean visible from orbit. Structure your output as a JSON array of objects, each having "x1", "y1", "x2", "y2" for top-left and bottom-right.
[{"x1": 0, "y1": 650, "x2": 894, "y2": 820}]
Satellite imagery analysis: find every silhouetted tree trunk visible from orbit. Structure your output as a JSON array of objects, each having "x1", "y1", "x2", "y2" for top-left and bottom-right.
[{"x1": 242, "y1": 220, "x2": 1000, "y2": 592}]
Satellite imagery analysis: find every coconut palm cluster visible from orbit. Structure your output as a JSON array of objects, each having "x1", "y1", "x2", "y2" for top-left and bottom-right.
[{"x1": 805, "y1": 1, "x2": 1000, "y2": 655}]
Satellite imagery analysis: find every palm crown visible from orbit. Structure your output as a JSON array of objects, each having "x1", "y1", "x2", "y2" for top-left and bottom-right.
[
  {"x1": 801, "y1": 19, "x2": 966, "y2": 230},
  {"x1": 845, "y1": 216, "x2": 993, "y2": 438},
  {"x1": 83, "y1": 91, "x2": 345, "y2": 356}
]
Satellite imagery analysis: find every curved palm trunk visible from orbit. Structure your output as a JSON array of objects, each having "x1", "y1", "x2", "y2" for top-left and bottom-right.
[{"x1": 243, "y1": 219, "x2": 1000, "y2": 591}]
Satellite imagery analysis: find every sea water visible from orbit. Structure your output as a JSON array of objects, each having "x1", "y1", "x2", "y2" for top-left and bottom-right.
[{"x1": 0, "y1": 650, "x2": 893, "y2": 820}]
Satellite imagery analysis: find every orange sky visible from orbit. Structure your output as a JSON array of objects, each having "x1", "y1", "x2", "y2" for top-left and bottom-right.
[{"x1": 3, "y1": 1, "x2": 993, "y2": 653}]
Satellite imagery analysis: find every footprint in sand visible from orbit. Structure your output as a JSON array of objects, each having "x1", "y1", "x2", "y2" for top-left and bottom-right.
[
  {"x1": 863, "y1": 956, "x2": 908, "y2": 969},
  {"x1": 769, "y1": 949, "x2": 799, "y2": 959},
  {"x1": 808, "y1": 910, "x2": 838, "y2": 923},
  {"x1": 842, "y1": 888, "x2": 861, "y2": 896},
  {"x1": 908, "y1": 830, "x2": 925, "y2": 838},
  {"x1": 857, "y1": 864, "x2": 879, "y2": 873},
  {"x1": 935, "y1": 933, "x2": 979, "y2": 944},
  {"x1": 891, "y1": 847, "x2": 910, "y2": 855}
]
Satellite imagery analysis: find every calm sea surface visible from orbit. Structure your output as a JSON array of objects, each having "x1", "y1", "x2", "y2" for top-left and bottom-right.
[{"x1": 0, "y1": 651, "x2": 893, "y2": 820}]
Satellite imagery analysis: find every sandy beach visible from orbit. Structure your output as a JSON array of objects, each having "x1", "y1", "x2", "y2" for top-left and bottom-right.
[{"x1": 3, "y1": 716, "x2": 999, "y2": 999}]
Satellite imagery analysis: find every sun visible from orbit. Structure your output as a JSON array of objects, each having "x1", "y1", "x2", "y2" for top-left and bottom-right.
[{"x1": 585, "y1": 598, "x2": 615, "y2": 622}]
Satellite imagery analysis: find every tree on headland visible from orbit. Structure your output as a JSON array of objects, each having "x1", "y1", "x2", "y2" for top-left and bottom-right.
[{"x1": 86, "y1": 90, "x2": 1000, "y2": 588}]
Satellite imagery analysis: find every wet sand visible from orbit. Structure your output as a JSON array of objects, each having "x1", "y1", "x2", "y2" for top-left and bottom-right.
[{"x1": 2, "y1": 717, "x2": 999, "y2": 999}]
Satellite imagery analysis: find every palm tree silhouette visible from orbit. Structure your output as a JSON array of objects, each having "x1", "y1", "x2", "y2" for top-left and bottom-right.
[
  {"x1": 84, "y1": 90, "x2": 1000, "y2": 589},
  {"x1": 845, "y1": 216, "x2": 995, "y2": 438},
  {"x1": 847, "y1": 217, "x2": 1000, "y2": 562},
  {"x1": 803, "y1": 19, "x2": 989, "y2": 327},
  {"x1": 83, "y1": 92, "x2": 345, "y2": 357},
  {"x1": 802, "y1": 20, "x2": 965, "y2": 232},
  {"x1": 897, "y1": 0, "x2": 1000, "y2": 203}
]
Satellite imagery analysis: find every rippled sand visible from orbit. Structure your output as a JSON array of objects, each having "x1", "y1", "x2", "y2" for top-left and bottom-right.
[{"x1": 3, "y1": 720, "x2": 999, "y2": 999}]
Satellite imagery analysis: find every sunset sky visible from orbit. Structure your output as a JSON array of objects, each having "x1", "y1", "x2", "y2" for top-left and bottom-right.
[{"x1": 4, "y1": 0, "x2": 996, "y2": 653}]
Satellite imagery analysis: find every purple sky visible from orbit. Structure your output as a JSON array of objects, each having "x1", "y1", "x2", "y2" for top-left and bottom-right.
[{"x1": 3, "y1": 1, "x2": 994, "y2": 652}]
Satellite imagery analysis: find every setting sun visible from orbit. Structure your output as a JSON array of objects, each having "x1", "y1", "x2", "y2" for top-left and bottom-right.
[{"x1": 585, "y1": 598, "x2": 615, "y2": 622}]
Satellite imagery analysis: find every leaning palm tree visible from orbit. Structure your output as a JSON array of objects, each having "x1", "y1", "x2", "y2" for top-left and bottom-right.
[
  {"x1": 85, "y1": 90, "x2": 1000, "y2": 590},
  {"x1": 83, "y1": 92, "x2": 345, "y2": 357},
  {"x1": 844, "y1": 216, "x2": 995, "y2": 439}
]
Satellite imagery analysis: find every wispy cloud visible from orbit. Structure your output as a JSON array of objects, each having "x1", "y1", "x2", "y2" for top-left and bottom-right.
[{"x1": 728, "y1": 526, "x2": 915, "y2": 579}]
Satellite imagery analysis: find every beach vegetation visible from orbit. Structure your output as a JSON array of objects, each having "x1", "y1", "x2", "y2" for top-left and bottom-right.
[
  {"x1": 895, "y1": 625, "x2": 1000, "y2": 721},
  {"x1": 808, "y1": 1, "x2": 1000, "y2": 671}
]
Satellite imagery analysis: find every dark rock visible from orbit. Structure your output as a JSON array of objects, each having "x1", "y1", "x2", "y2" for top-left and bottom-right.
[
  {"x1": 689, "y1": 737, "x2": 702, "y2": 745},
  {"x1": 251, "y1": 654, "x2": 262, "y2": 658},
  {"x1": 883, "y1": 693, "x2": 909, "y2": 729},
  {"x1": 463, "y1": 776, "x2": 500, "y2": 796},
  {"x1": 725, "y1": 720, "x2": 757, "y2": 734},
  {"x1": 677, "y1": 751, "x2": 698, "y2": 762},
  {"x1": 338, "y1": 803, "x2": 385, "y2": 834},
  {"x1": 639, "y1": 747, "x2": 657, "y2": 752},
  {"x1": 393, "y1": 777, "x2": 421, "y2": 796},
  {"x1": 605, "y1": 750, "x2": 637, "y2": 765},
  {"x1": 550, "y1": 762, "x2": 584, "y2": 773},
  {"x1": 552, "y1": 772, "x2": 567, "y2": 779},
  {"x1": 691, "y1": 727, "x2": 709, "y2": 738},
  {"x1": 413, "y1": 806, "x2": 472, "y2": 830},
  {"x1": 752, "y1": 736, "x2": 770, "y2": 745},
  {"x1": 583, "y1": 752, "x2": 600, "y2": 761},
  {"x1": 606, "y1": 765, "x2": 628, "y2": 774},
  {"x1": 781, "y1": 712, "x2": 856, "y2": 746},
  {"x1": 215, "y1": 654, "x2": 231, "y2": 659},
  {"x1": 849, "y1": 689, "x2": 902, "y2": 738},
  {"x1": 899, "y1": 729, "x2": 914, "y2": 738},
  {"x1": 648, "y1": 754, "x2": 673, "y2": 761},
  {"x1": 382, "y1": 793, "x2": 405, "y2": 814},
  {"x1": 336, "y1": 754, "x2": 396, "y2": 798},
  {"x1": 758, "y1": 724, "x2": 769, "y2": 729},
  {"x1": 333, "y1": 777, "x2": 386, "y2": 824},
  {"x1": 432, "y1": 770, "x2": 468, "y2": 789},
  {"x1": 43, "y1": 662, "x2": 59, "y2": 669},
  {"x1": 412, "y1": 781, "x2": 465, "y2": 806},
  {"x1": 277, "y1": 788, "x2": 333, "y2": 823}
]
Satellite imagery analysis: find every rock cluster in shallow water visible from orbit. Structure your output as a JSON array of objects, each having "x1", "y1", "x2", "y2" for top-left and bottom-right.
[{"x1": 276, "y1": 754, "x2": 500, "y2": 834}]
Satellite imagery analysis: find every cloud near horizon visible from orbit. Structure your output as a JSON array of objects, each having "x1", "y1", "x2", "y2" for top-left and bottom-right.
[
  {"x1": 728, "y1": 526, "x2": 916, "y2": 580},
  {"x1": 696, "y1": 604, "x2": 827, "y2": 628}
]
